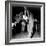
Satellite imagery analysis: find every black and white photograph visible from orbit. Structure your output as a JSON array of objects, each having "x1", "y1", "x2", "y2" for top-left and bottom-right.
[
  {"x1": 12, "y1": 6, "x2": 40, "y2": 39},
  {"x1": 5, "y1": 1, "x2": 45, "y2": 44}
]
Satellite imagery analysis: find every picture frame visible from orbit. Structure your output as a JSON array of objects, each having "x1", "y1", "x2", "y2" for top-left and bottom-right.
[{"x1": 5, "y1": 1, "x2": 45, "y2": 45}]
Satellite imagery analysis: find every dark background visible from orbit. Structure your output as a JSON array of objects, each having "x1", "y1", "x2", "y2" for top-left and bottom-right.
[
  {"x1": 12, "y1": 6, "x2": 41, "y2": 23},
  {"x1": 12, "y1": 6, "x2": 24, "y2": 23}
]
